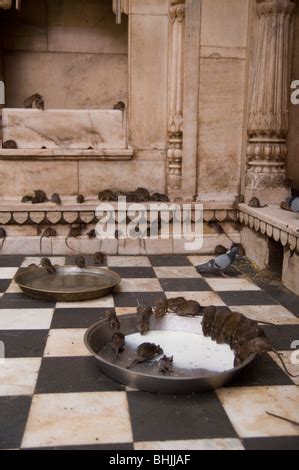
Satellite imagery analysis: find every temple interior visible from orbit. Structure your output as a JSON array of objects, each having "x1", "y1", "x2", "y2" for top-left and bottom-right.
[{"x1": 0, "y1": 0, "x2": 298, "y2": 452}]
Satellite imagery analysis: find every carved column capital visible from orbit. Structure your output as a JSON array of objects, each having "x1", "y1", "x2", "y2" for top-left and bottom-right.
[
  {"x1": 256, "y1": 0, "x2": 295, "y2": 16},
  {"x1": 170, "y1": 2, "x2": 186, "y2": 23}
]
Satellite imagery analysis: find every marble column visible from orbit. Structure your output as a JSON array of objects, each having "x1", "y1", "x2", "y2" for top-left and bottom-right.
[
  {"x1": 245, "y1": 0, "x2": 295, "y2": 204},
  {"x1": 167, "y1": 0, "x2": 186, "y2": 194}
]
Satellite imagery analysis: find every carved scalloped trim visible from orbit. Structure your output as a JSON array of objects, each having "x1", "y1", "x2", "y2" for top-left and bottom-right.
[{"x1": 238, "y1": 209, "x2": 299, "y2": 251}]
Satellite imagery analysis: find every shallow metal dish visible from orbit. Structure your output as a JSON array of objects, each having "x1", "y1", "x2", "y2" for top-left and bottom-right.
[
  {"x1": 84, "y1": 314, "x2": 256, "y2": 394},
  {"x1": 14, "y1": 266, "x2": 121, "y2": 302}
]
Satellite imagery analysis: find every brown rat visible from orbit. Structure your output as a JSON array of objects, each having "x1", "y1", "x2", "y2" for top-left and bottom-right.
[
  {"x1": 51, "y1": 193, "x2": 61, "y2": 205},
  {"x1": 137, "y1": 305, "x2": 153, "y2": 335},
  {"x1": 22, "y1": 195, "x2": 33, "y2": 203},
  {"x1": 248, "y1": 197, "x2": 267, "y2": 208},
  {"x1": 3, "y1": 140, "x2": 17, "y2": 149},
  {"x1": 158, "y1": 355, "x2": 174, "y2": 375},
  {"x1": 113, "y1": 101, "x2": 126, "y2": 110},
  {"x1": 94, "y1": 251, "x2": 105, "y2": 265},
  {"x1": 39, "y1": 227, "x2": 57, "y2": 254},
  {"x1": 150, "y1": 192, "x2": 170, "y2": 202},
  {"x1": 65, "y1": 224, "x2": 85, "y2": 251},
  {"x1": 106, "y1": 309, "x2": 120, "y2": 330},
  {"x1": 175, "y1": 300, "x2": 202, "y2": 317},
  {"x1": 127, "y1": 343, "x2": 163, "y2": 369},
  {"x1": 232, "y1": 194, "x2": 244, "y2": 209},
  {"x1": 40, "y1": 257, "x2": 56, "y2": 274},
  {"x1": 24, "y1": 93, "x2": 44, "y2": 110},
  {"x1": 76, "y1": 256, "x2": 85, "y2": 269},
  {"x1": 111, "y1": 331, "x2": 125, "y2": 360},
  {"x1": 215, "y1": 245, "x2": 227, "y2": 256},
  {"x1": 32, "y1": 190, "x2": 48, "y2": 204},
  {"x1": 153, "y1": 298, "x2": 168, "y2": 318},
  {"x1": 98, "y1": 190, "x2": 117, "y2": 201},
  {"x1": 87, "y1": 229, "x2": 96, "y2": 239},
  {"x1": 76, "y1": 195, "x2": 85, "y2": 204}
]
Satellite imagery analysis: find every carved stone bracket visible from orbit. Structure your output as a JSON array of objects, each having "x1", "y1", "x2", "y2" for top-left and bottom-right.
[
  {"x1": 245, "y1": 0, "x2": 295, "y2": 202},
  {"x1": 167, "y1": 1, "x2": 186, "y2": 193}
]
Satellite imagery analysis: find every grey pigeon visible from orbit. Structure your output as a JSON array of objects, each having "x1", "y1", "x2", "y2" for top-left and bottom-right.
[
  {"x1": 196, "y1": 247, "x2": 239, "y2": 277},
  {"x1": 286, "y1": 196, "x2": 299, "y2": 213}
]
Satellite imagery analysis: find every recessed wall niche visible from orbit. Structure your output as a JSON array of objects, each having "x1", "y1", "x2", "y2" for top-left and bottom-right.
[{"x1": 0, "y1": 0, "x2": 128, "y2": 109}]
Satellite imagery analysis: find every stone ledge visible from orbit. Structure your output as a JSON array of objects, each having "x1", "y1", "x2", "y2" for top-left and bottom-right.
[
  {"x1": 238, "y1": 204, "x2": 299, "y2": 251},
  {"x1": 0, "y1": 149, "x2": 134, "y2": 161}
]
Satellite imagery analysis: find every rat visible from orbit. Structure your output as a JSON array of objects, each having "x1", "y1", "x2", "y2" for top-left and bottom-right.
[
  {"x1": 231, "y1": 243, "x2": 246, "y2": 257},
  {"x1": 32, "y1": 190, "x2": 48, "y2": 204},
  {"x1": 215, "y1": 245, "x2": 228, "y2": 256},
  {"x1": 113, "y1": 101, "x2": 126, "y2": 111},
  {"x1": 127, "y1": 343, "x2": 163, "y2": 369},
  {"x1": 137, "y1": 305, "x2": 153, "y2": 335},
  {"x1": 175, "y1": 300, "x2": 202, "y2": 317},
  {"x1": 153, "y1": 298, "x2": 168, "y2": 318},
  {"x1": 76, "y1": 195, "x2": 85, "y2": 204},
  {"x1": 210, "y1": 307, "x2": 232, "y2": 341},
  {"x1": 232, "y1": 194, "x2": 244, "y2": 209},
  {"x1": 2, "y1": 140, "x2": 17, "y2": 149},
  {"x1": 201, "y1": 305, "x2": 217, "y2": 337},
  {"x1": 248, "y1": 197, "x2": 267, "y2": 208},
  {"x1": 51, "y1": 193, "x2": 61, "y2": 205},
  {"x1": 76, "y1": 256, "x2": 85, "y2": 269},
  {"x1": 87, "y1": 229, "x2": 96, "y2": 239},
  {"x1": 39, "y1": 227, "x2": 57, "y2": 254},
  {"x1": 24, "y1": 93, "x2": 44, "y2": 110},
  {"x1": 111, "y1": 332, "x2": 125, "y2": 360},
  {"x1": 65, "y1": 224, "x2": 85, "y2": 251},
  {"x1": 0, "y1": 228, "x2": 6, "y2": 251},
  {"x1": 22, "y1": 195, "x2": 33, "y2": 203},
  {"x1": 94, "y1": 251, "x2": 105, "y2": 265},
  {"x1": 28, "y1": 263, "x2": 38, "y2": 271},
  {"x1": 158, "y1": 355, "x2": 174, "y2": 375},
  {"x1": 150, "y1": 193, "x2": 170, "y2": 202},
  {"x1": 106, "y1": 309, "x2": 120, "y2": 330},
  {"x1": 98, "y1": 190, "x2": 117, "y2": 202},
  {"x1": 135, "y1": 187, "x2": 150, "y2": 201},
  {"x1": 40, "y1": 257, "x2": 56, "y2": 274}
]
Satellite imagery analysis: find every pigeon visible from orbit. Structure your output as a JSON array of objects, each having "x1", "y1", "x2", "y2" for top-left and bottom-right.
[
  {"x1": 286, "y1": 196, "x2": 299, "y2": 213},
  {"x1": 196, "y1": 247, "x2": 239, "y2": 277}
]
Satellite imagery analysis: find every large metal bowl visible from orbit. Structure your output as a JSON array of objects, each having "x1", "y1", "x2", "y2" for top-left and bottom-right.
[
  {"x1": 14, "y1": 265, "x2": 121, "y2": 302},
  {"x1": 84, "y1": 314, "x2": 256, "y2": 394}
]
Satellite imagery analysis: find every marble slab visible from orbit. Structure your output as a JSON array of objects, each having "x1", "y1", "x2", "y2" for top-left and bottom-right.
[{"x1": 2, "y1": 109, "x2": 127, "y2": 150}]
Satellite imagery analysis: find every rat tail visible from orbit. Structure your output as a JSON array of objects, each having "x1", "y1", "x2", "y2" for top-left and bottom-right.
[
  {"x1": 272, "y1": 349, "x2": 299, "y2": 378},
  {"x1": 126, "y1": 359, "x2": 138, "y2": 370}
]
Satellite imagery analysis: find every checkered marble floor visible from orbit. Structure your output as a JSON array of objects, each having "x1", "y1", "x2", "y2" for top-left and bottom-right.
[{"x1": 0, "y1": 254, "x2": 299, "y2": 450}]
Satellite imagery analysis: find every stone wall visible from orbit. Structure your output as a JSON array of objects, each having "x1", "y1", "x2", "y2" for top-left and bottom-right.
[
  {"x1": 0, "y1": 0, "x2": 128, "y2": 109},
  {"x1": 196, "y1": 0, "x2": 250, "y2": 202}
]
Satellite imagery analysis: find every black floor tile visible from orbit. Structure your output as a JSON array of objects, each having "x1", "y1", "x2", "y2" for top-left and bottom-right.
[
  {"x1": 0, "y1": 255, "x2": 25, "y2": 267},
  {"x1": 149, "y1": 255, "x2": 192, "y2": 267},
  {"x1": 113, "y1": 292, "x2": 166, "y2": 308},
  {"x1": 0, "y1": 330, "x2": 48, "y2": 358},
  {"x1": 110, "y1": 267, "x2": 156, "y2": 278},
  {"x1": 230, "y1": 354, "x2": 293, "y2": 387},
  {"x1": 51, "y1": 308, "x2": 108, "y2": 329},
  {"x1": 218, "y1": 290, "x2": 278, "y2": 306},
  {"x1": 26, "y1": 443, "x2": 134, "y2": 450},
  {"x1": 0, "y1": 279, "x2": 11, "y2": 293},
  {"x1": 35, "y1": 357, "x2": 125, "y2": 394},
  {"x1": 0, "y1": 294, "x2": 56, "y2": 309},
  {"x1": 127, "y1": 391, "x2": 236, "y2": 442},
  {"x1": 159, "y1": 278, "x2": 212, "y2": 292},
  {"x1": 262, "y1": 324, "x2": 299, "y2": 350},
  {"x1": 0, "y1": 396, "x2": 32, "y2": 449},
  {"x1": 243, "y1": 436, "x2": 299, "y2": 450}
]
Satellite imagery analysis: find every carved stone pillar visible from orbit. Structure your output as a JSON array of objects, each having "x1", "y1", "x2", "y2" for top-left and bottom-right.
[
  {"x1": 245, "y1": 0, "x2": 295, "y2": 204},
  {"x1": 167, "y1": 0, "x2": 186, "y2": 193}
]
